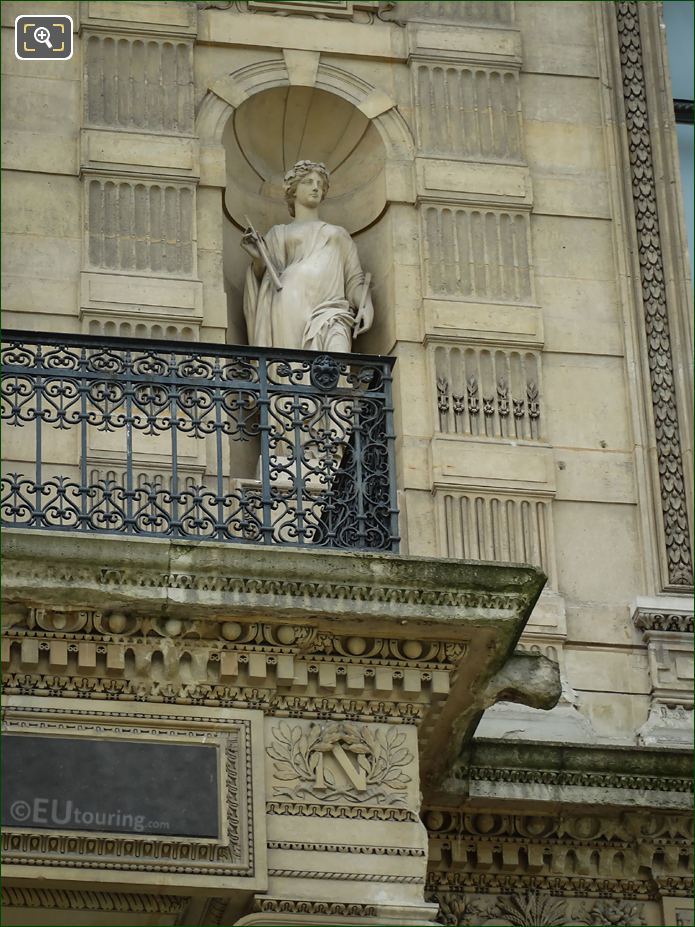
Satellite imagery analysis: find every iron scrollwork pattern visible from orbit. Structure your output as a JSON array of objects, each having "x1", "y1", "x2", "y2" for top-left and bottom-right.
[
  {"x1": 1, "y1": 332, "x2": 399, "y2": 551},
  {"x1": 615, "y1": 2, "x2": 693, "y2": 586}
]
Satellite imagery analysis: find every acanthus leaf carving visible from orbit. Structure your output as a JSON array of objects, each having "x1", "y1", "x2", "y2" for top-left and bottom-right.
[{"x1": 575, "y1": 899, "x2": 646, "y2": 926}]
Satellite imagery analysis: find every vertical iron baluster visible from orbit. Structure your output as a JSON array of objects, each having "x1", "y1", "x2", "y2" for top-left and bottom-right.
[
  {"x1": 80, "y1": 344, "x2": 88, "y2": 529},
  {"x1": 124, "y1": 347, "x2": 134, "y2": 533},
  {"x1": 293, "y1": 388, "x2": 306, "y2": 545},
  {"x1": 352, "y1": 389, "x2": 366, "y2": 550},
  {"x1": 214, "y1": 350, "x2": 224, "y2": 540},
  {"x1": 170, "y1": 348, "x2": 179, "y2": 536},
  {"x1": 258, "y1": 354, "x2": 272, "y2": 543},
  {"x1": 384, "y1": 360, "x2": 400, "y2": 553},
  {"x1": 34, "y1": 346, "x2": 42, "y2": 528}
]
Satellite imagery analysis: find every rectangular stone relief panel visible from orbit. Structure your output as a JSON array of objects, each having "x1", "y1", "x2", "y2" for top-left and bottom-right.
[
  {"x1": 394, "y1": 1, "x2": 514, "y2": 25},
  {"x1": 2, "y1": 697, "x2": 267, "y2": 892},
  {"x1": 433, "y1": 344, "x2": 542, "y2": 440},
  {"x1": 85, "y1": 34, "x2": 194, "y2": 134},
  {"x1": 86, "y1": 178, "x2": 195, "y2": 276},
  {"x1": 437, "y1": 489, "x2": 556, "y2": 586},
  {"x1": 265, "y1": 717, "x2": 420, "y2": 812},
  {"x1": 414, "y1": 64, "x2": 522, "y2": 161},
  {"x1": 421, "y1": 205, "x2": 533, "y2": 304},
  {"x1": 248, "y1": 0, "x2": 379, "y2": 17}
]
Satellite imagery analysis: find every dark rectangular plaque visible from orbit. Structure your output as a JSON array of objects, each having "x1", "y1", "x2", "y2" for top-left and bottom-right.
[{"x1": 1, "y1": 734, "x2": 220, "y2": 838}]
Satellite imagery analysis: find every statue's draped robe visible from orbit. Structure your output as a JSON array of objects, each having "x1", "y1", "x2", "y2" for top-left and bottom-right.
[{"x1": 243, "y1": 221, "x2": 366, "y2": 351}]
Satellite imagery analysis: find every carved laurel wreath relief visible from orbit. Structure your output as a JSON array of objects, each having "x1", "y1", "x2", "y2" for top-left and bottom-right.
[{"x1": 268, "y1": 721, "x2": 413, "y2": 805}]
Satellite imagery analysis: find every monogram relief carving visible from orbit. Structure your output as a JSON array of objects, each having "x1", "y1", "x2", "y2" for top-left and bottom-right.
[{"x1": 268, "y1": 720, "x2": 413, "y2": 805}]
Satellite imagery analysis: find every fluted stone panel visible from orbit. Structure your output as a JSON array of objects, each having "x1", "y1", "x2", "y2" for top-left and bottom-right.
[
  {"x1": 439, "y1": 491, "x2": 554, "y2": 583},
  {"x1": 87, "y1": 179, "x2": 195, "y2": 275},
  {"x1": 85, "y1": 34, "x2": 194, "y2": 134},
  {"x1": 415, "y1": 65, "x2": 522, "y2": 161},
  {"x1": 434, "y1": 345, "x2": 541, "y2": 440},
  {"x1": 422, "y1": 206, "x2": 532, "y2": 303}
]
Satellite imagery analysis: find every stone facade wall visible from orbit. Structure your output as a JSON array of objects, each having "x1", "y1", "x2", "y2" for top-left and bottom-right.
[{"x1": 1, "y1": 1, "x2": 692, "y2": 925}]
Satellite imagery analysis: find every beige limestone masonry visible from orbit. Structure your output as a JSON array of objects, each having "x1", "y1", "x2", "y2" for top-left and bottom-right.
[{"x1": 1, "y1": 1, "x2": 693, "y2": 924}]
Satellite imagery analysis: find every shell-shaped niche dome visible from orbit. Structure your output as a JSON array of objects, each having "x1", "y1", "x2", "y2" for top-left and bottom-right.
[{"x1": 223, "y1": 86, "x2": 387, "y2": 235}]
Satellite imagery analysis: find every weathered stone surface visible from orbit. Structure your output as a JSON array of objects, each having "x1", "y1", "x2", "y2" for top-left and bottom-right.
[{"x1": 2, "y1": 0, "x2": 694, "y2": 921}]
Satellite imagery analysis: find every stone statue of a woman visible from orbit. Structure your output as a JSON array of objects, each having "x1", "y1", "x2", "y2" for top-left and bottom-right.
[{"x1": 241, "y1": 160, "x2": 374, "y2": 352}]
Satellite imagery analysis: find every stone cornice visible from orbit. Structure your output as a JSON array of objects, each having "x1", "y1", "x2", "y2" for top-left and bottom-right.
[
  {"x1": 2, "y1": 529, "x2": 545, "y2": 628},
  {"x1": 441, "y1": 739, "x2": 693, "y2": 809},
  {"x1": 1, "y1": 529, "x2": 555, "y2": 793}
]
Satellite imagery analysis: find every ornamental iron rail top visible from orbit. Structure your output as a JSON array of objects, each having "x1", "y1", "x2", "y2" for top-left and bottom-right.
[{"x1": 1, "y1": 331, "x2": 399, "y2": 552}]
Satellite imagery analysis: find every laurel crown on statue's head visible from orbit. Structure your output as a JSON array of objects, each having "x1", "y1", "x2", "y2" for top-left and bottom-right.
[{"x1": 283, "y1": 160, "x2": 330, "y2": 216}]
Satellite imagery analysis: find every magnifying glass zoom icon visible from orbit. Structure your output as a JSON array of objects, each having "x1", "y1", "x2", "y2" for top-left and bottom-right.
[{"x1": 34, "y1": 26, "x2": 53, "y2": 48}]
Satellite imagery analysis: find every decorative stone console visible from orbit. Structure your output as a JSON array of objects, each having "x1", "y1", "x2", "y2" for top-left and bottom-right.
[{"x1": 1, "y1": 529, "x2": 556, "y2": 925}]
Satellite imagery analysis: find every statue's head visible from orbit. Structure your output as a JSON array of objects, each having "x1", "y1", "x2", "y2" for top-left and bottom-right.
[{"x1": 283, "y1": 160, "x2": 330, "y2": 216}]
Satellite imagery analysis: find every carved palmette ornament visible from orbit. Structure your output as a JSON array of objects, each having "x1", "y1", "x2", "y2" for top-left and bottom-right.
[{"x1": 437, "y1": 377, "x2": 450, "y2": 413}]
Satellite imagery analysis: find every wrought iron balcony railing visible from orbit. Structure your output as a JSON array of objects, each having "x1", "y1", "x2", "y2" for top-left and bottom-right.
[{"x1": 1, "y1": 331, "x2": 399, "y2": 552}]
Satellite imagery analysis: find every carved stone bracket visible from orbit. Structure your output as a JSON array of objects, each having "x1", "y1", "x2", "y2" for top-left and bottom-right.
[{"x1": 633, "y1": 603, "x2": 694, "y2": 747}]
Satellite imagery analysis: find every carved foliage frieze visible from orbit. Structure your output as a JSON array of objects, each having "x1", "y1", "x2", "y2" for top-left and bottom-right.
[
  {"x1": 615, "y1": 2, "x2": 693, "y2": 587},
  {"x1": 428, "y1": 891, "x2": 648, "y2": 927}
]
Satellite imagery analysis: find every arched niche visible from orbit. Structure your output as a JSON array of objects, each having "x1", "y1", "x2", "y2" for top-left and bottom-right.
[
  {"x1": 196, "y1": 57, "x2": 415, "y2": 351},
  {"x1": 221, "y1": 85, "x2": 390, "y2": 347},
  {"x1": 224, "y1": 85, "x2": 387, "y2": 234}
]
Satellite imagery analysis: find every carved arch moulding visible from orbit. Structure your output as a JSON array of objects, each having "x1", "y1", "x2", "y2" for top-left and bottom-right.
[{"x1": 196, "y1": 54, "x2": 415, "y2": 195}]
